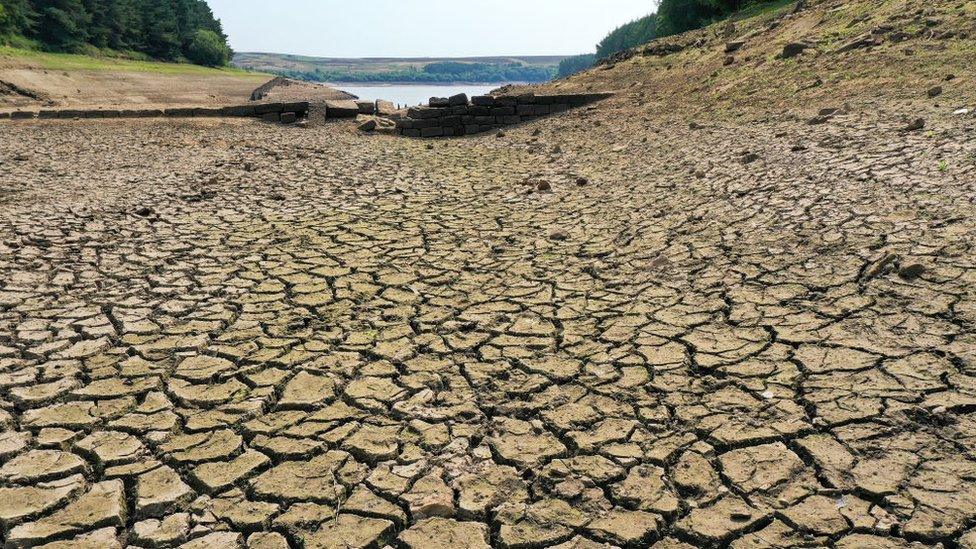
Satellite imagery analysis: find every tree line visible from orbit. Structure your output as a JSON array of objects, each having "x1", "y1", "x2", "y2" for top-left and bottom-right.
[
  {"x1": 275, "y1": 61, "x2": 557, "y2": 85},
  {"x1": 558, "y1": 0, "x2": 778, "y2": 78},
  {"x1": 0, "y1": 0, "x2": 231, "y2": 66}
]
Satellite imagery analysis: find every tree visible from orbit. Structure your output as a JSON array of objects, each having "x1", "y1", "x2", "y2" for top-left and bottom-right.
[
  {"x1": 596, "y1": 13, "x2": 657, "y2": 59},
  {"x1": 32, "y1": 0, "x2": 91, "y2": 50},
  {"x1": 557, "y1": 54, "x2": 596, "y2": 78},
  {"x1": 184, "y1": 27, "x2": 228, "y2": 66},
  {"x1": 0, "y1": 0, "x2": 34, "y2": 36}
]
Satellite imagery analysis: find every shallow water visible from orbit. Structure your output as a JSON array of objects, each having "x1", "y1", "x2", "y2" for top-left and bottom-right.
[{"x1": 328, "y1": 84, "x2": 502, "y2": 108}]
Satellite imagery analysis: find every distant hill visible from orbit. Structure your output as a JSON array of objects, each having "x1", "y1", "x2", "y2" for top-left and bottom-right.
[{"x1": 233, "y1": 52, "x2": 570, "y2": 84}]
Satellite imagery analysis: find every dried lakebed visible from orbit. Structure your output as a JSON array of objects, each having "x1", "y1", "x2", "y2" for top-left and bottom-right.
[{"x1": 0, "y1": 95, "x2": 974, "y2": 549}]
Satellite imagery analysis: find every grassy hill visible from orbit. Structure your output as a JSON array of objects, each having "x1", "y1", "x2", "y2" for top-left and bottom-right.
[{"x1": 233, "y1": 52, "x2": 569, "y2": 84}]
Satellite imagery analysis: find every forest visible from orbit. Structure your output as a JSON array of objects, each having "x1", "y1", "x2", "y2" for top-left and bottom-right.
[
  {"x1": 0, "y1": 0, "x2": 231, "y2": 66},
  {"x1": 276, "y1": 61, "x2": 557, "y2": 85},
  {"x1": 558, "y1": 0, "x2": 780, "y2": 78}
]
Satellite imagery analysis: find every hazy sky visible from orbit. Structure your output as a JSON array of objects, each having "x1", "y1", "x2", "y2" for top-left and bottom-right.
[{"x1": 208, "y1": 1, "x2": 657, "y2": 58}]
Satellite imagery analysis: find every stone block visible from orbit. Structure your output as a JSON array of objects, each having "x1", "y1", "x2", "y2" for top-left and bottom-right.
[
  {"x1": 402, "y1": 128, "x2": 421, "y2": 137},
  {"x1": 442, "y1": 127, "x2": 456, "y2": 137},
  {"x1": 0, "y1": 112, "x2": 9, "y2": 119},
  {"x1": 325, "y1": 100, "x2": 360, "y2": 118},
  {"x1": 420, "y1": 127, "x2": 444, "y2": 137},
  {"x1": 474, "y1": 116, "x2": 494, "y2": 124},
  {"x1": 164, "y1": 108, "x2": 195, "y2": 117},
  {"x1": 468, "y1": 106, "x2": 491, "y2": 116},
  {"x1": 464, "y1": 124, "x2": 480, "y2": 134},
  {"x1": 222, "y1": 105, "x2": 256, "y2": 117},
  {"x1": 516, "y1": 93, "x2": 537, "y2": 104},
  {"x1": 429, "y1": 97, "x2": 450, "y2": 107},
  {"x1": 356, "y1": 101, "x2": 376, "y2": 114},
  {"x1": 280, "y1": 112, "x2": 298, "y2": 124},
  {"x1": 11, "y1": 111, "x2": 36, "y2": 120},
  {"x1": 376, "y1": 100, "x2": 397, "y2": 116},
  {"x1": 282, "y1": 102, "x2": 310, "y2": 114},
  {"x1": 38, "y1": 110, "x2": 59, "y2": 119},
  {"x1": 57, "y1": 110, "x2": 84, "y2": 119},
  {"x1": 551, "y1": 103, "x2": 571, "y2": 113},
  {"x1": 450, "y1": 105, "x2": 468, "y2": 115},
  {"x1": 471, "y1": 96, "x2": 495, "y2": 106},
  {"x1": 448, "y1": 93, "x2": 468, "y2": 106},
  {"x1": 495, "y1": 96, "x2": 518, "y2": 106},
  {"x1": 262, "y1": 112, "x2": 280, "y2": 123},
  {"x1": 499, "y1": 115, "x2": 521, "y2": 124},
  {"x1": 254, "y1": 103, "x2": 283, "y2": 115},
  {"x1": 491, "y1": 106, "x2": 516, "y2": 116}
]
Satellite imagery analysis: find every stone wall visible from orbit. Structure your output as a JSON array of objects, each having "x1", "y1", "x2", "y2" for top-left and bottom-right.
[
  {"x1": 395, "y1": 92, "x2": 612, "y2": 137},
  {"x1": 1, "y1": 102, "x2": 310, "y2": 123}
]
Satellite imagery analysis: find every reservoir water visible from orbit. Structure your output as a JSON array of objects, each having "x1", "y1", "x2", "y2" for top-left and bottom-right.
[{"x1": 329, "y1": 84, "x2": 502, "y2": 108}]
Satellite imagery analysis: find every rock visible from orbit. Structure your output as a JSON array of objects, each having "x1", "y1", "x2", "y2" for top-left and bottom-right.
[
  {"x1": 398, "y1": 517, "x2": 491, "y2": 549},
  {"x1": 537, "y1": 181, "x2": 552, "y2": 192},
  {"x1": 496, "y1": 131, "x2": 506, "y2": 138},
  {"x1": 740, "y1": 152, "x2": 760, "y2": 164},
  {"x1": 376, "y1": 100, "x2": 397, "y2": 116},
  {"x1": 927, "y1": 86, "x2": 943, "y2": 98},
  {"x1": 134, "y1": 206, "x2": 154, "y2": 217},
  {"x1": 724, "y1": 56, "x2": 735, "y2": 66},
  {"x1": 448, "y1": 93, "x2": 469, "y2": 107},
  {"x1": 725, "y1": 41, "x2": 745, "y2": 53},
  {"x1": 550, "y1": 231, "x2": 569, "y2": 241},
  {"x1": 898, "y1": 263, "x2": 926, "y2": 280},
  {"x1": 358, "y1": 119, "x2": 378, "y2": 132},
  {"x1": 781, "y1": 42, "x2": 811, "y2": 58},
  {"x1": 356, "y1": 100, "x2": 376, "y2": 114},
  {"x1": 429, "y1": 97, "x2": 450, "y2": 108},
  {"x1": 6, "y1": 480, "x2": 126, "y2": 548},
  {"x1": 904, "y1": 118, "x2": 926, "y2": 131},
  {"x1": 325, "y1": 100, "x2": 360, "y2": 118},
  {"x1": 576, "y1": 177, "x2": 589, "y2": 186},
  {"x1": 280, "y1": 112, "x2": 297, "y2": 124}
]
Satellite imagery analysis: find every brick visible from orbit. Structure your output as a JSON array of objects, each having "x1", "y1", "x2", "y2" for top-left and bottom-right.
[
  {"x1": 11, "y1": 111, "x2": 36, "y2": 120},
  {"x1": 420, "y1": 127, "x2": 444, "y2": 137}
]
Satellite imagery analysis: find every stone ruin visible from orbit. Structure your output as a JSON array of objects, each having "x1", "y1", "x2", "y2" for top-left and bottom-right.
[{"x1": 393, "y1": 92, "x2": 613, "y2": 137}]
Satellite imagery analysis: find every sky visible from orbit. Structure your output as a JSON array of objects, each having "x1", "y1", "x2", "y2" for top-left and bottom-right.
[{"x1": 207, "y1": 0, "x2": 657, "y2": 58}]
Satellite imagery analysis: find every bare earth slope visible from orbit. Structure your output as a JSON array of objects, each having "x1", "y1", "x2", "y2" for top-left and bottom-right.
[{"x1": 0, "y1": 0, "x2": 975, "y2": 548}]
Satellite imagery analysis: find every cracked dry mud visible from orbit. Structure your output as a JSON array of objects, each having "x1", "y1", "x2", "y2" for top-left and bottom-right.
[{"x1": 2, "y1": 3, "x2": 976, "y2": 548}]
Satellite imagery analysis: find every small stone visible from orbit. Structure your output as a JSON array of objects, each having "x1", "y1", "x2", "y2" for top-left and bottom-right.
[
  {"x1": 927, "y1": 86, "x2": 943, "y2": 98},
  {"x1": 537, "y1": 181, "x2": 552, "y2": 192},
  {"x1": 496, "y1": 131, "x2": 506, "y2": 138},
  {"x1": 782, "y1": 42, "x2": 811, "y2": 58},
  {"x1": 898, "y1": 263, "x2": 926, "y2": 280},
  {"x1": 904, "y1": 118, "x2": 926, "y2": 131},
  {"x1": 359, "y1": 119, "x2": 378, "y2": 132},
  {"x1": 741, "y1": 153, "x2": 760, "y2": 164},
  {"x1": 576, "y1": 176, "x2": 589, "y2": 186}
]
